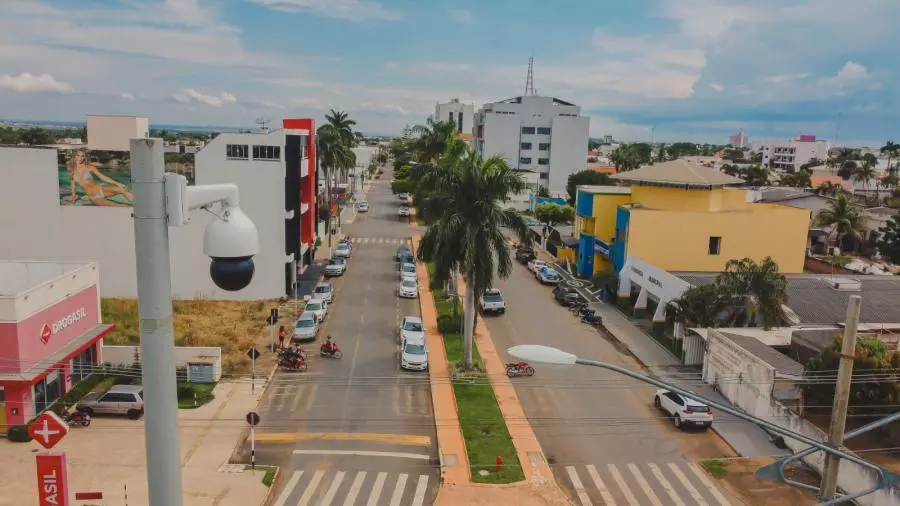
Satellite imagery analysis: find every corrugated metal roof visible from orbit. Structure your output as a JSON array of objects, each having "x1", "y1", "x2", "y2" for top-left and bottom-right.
[{"x1": 610, "y1": 159, "x2": 745, "y2": 187}]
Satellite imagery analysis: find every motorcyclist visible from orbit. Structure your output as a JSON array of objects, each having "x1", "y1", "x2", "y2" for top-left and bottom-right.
[{"x1": 322, "y1": 335, "x2": 338, "y2": 355}]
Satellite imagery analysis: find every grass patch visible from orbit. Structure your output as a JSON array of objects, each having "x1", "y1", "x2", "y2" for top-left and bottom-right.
[
  {"x1": 702, "y1": 459, "x2": 729, "y2": 479},
  {"x1": 259, "y1": 466, "x2": 278, "y2": 487},
  {"x1": 177, "y1": 382, "x2": 216, "y2": 409}
]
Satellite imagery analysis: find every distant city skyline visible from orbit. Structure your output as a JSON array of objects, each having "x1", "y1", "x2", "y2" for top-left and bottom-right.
[{"x1": 0, "y1": 0, "x2": 898, "y2": 145}]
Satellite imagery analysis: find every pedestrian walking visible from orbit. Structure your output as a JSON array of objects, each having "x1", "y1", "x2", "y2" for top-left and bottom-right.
[{"x1": 278, "y1": 325, "x2": 286, "y2": 348}]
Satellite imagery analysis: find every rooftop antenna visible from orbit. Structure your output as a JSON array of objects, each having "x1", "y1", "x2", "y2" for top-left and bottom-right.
[
  {"x1": 525, "y1": 56, "x2": 535, "y2": 96},
  {"x1": 255, "y1": 117, "x2": 271, "y2": 134}
]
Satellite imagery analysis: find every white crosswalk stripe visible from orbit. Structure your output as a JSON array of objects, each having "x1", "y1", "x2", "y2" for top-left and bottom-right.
[
  {"x1": 346, "y1": 237, "x2": 411, "y2": 245},
  {"x1": 274, "y1": 468, "x2": 437, "y2": 506},
  {"x1": 560, "y1": 463, "x2": 732, "y2": 506}
]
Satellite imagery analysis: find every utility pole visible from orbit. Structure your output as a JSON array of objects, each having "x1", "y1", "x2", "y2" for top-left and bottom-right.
[{"x1": 820, "y1": 294, "x2": 862, "y2": 500}]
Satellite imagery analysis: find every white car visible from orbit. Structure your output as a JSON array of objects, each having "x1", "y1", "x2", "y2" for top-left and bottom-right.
[
  {"x1": 399, "y1": 262, "x2": 417, "y2": 281},
  {"x1": 399, "y1": 316, "x2": 425, "y2": 343},
  {"x1": 400, "y1": 336, "x2": 428, "y2": 371},
  {"x1": 527, "y1": 259, "x2": 546, "y2": 274},
  {"x1": 312, "y1": 281, "x2": 334, "y2": 303},
  {"x1": 303, "y1": 298, "x2": 328, "y2": 323},
  {"x1": 357, "y1": 201, "x2": 369, "y2": 212},
  {"x1": 654, "y1": 389, "x2": 714, "y2": 430},
  {"x1": 398, "y1": 278, "x2": 418, "y2": 298},
  {"x1": 399, "y1": 206, "x2": 410, "y2": 217},
  {"x1": 292, "y1": 312, "x2": 319, "y2": 342},
  {"x1": 325, "y1": 257, "x2": 346, "y2": 277},
  {"x1": 334, "y1": 242, "x2": 352, "y2": 258},
  {"x1": 480, "y1": 288, "x2": 506, "y2": 315}
]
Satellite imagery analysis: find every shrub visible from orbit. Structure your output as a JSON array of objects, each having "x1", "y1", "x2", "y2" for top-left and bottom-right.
[
  {"x1": 437, "y1": 314, "x2": 462, "y2": 334},
  {"x1": 8, "y1": 424, "x2": 32, "y2": 443}
]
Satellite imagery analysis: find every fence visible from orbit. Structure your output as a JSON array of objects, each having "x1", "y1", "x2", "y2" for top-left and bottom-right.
[{"x1": 101, "y1": 345, "x2": 222, "y2": 382}]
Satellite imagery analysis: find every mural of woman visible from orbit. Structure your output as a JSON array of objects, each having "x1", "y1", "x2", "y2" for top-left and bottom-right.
[{"x1": 67, "y1": 149, "x2": 134, "y2": 206}]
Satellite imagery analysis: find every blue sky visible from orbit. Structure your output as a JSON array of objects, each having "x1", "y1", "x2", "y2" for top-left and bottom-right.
[{"x1": 0, "y1": 0, "x2": 897, "y2": 144}]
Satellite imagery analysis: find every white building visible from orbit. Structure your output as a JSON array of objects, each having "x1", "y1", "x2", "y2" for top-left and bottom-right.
[
  {"x1": 474, "y1": 95, "x2": 590, "y2": 194},
  {"x1": 86, "y1": 115, "x2": 149, "y2": 151},
  {"x1": 435, "y1": 98, "x2": 474, "y2": 135},
  {"x1": 758, "y1": 135, "x2": 832, "y2": 171}
]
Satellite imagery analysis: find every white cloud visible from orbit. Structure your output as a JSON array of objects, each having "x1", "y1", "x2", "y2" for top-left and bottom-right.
[
  {"x1": 121, "y1": 93, "x2": 136, "y2": 101},
  {"x1": 0, "y1": 73, "x2": 72, "y2": 93},
  {"x1": 177, "y1": 89, "x2": 238, "y2": 107},
  {"x1": 250, "y1": 0, "x2": 401, "y2": 21},
  {"x1": 449, "y1": 9, "x2": 476, "y2": 25},
  {"x1": 709, "y1": 83, "x2": 724, "y2": 92},
  {"x1": 762, "y1": 73, "x2": 809, "y2": 84}
]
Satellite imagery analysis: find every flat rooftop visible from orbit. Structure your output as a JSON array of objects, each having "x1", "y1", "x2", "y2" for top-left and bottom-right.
[{"x1": 0, "y1": 260, "x2": 93, "y2": 297}]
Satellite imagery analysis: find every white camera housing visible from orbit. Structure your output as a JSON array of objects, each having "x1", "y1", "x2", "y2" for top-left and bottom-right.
[{"x1": 164, "y1": 174, "x2": 260, "y2": 291}]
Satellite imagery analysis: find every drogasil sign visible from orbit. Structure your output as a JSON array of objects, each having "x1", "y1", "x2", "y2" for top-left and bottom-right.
[{"x1": 40, "y1": 308, "x2": 87, "y2": 345}]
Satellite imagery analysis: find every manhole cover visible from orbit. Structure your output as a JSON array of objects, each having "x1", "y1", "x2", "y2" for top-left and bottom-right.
[{"x1": 565, "y1": 279, "x2": 585, "y2": 288}]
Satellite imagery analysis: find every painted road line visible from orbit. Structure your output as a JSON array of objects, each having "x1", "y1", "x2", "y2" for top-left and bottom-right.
[
  {"x1": 297, "y1": 469, "x2": 325, "y2": 506},
  {"x1": 648, "y1": 463, "x2": 684, "y2": 506},
  {"x1": 343, "y1": 471, "x2": 367, "y2": 506},
  {"x1": 272, "y1": 470, "x2": 303, "y2": 506},
  {"x1": 627, "y1": 463, "x2": 662, "y2": 506},
  {"x1": 320, "y1": 471, "x2": 346, "y2": 506},
  {"x1": 411, "y1": 475, "x2": 429, "y2": 506},
  {"x1": 366, "y1": 472, "x2": 388, "y2": 506},
  {"x1": 255, "y1": 432, "x2": 432, "y2": 446},
  {"x1": 292, "y1": 449, "x2": 433, "y2": 460},
  {"x1": 607, "y1": 464, "x2": 640, "y2": 506},
  {"x1": 668, "y1": 463, "x2": 707, "y2": 505},
  {"x1": 389, "y1": 473, "x2": 408, "y2": 506},
  {"x1": 586, "y1": 464, "x2": 616, "y2": 505},
  {"x1": 565, "y1": 466, "x2": 594, "y2": 506},
  {"x1": 688, "y1": 464, "x2": 732, "y2": 506}
]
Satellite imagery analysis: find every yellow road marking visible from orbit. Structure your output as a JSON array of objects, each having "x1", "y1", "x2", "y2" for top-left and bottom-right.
[{"x1": 254, "y1": 432, "x2": 432, "y2": 447}]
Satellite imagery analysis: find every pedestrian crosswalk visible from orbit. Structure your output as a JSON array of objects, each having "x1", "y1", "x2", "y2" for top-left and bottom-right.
[
  {"x1": 272, "y1": 469, "x2": 437, "y2": 506},
  {"x1": 346, "y1": 237, "x2": 411, "y2": 245},
  {"x1": 559, "y1": 462, "x2": 732, "y2": 506}
]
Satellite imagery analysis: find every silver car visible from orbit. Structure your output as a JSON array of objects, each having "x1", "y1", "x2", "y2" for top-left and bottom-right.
[
  {"x1": 76, "y1": 384, "x2": 145, "y2": 419},
  {"x1": 312, "y1": 282, "x2": 334, "y2": 303},
  {"x1": 293, "y1": 312, "x2": 318, "y2": 342}
]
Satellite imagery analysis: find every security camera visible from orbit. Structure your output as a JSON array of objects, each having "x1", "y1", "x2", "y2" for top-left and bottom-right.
[{"x1": 164, "y1": 174, "x2": 260, "y2": 291}]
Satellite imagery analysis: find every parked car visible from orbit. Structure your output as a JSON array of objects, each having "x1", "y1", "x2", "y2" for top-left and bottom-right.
[
  {"x1": 399, "y1": 206, "x2": 410, "y2": 217},
  {"x1": 400, "y1": 336, "x2": 428, "y2": 371},
  {"x1": 76, "y1": 384, "x2": 144, "y2": 419},
  {"x1": 304, "y1": 298, "x2": 328, "y2": 322},
  {"x1": 399, "y1": 315, "x2": 425, "y2": 343},
  {"x1": 396, "y1": 245, "x2": 411, "y2": 261},
  {"x1": 398, "y1": 192, "x2": 408, "y2": 201},
  {"x1": 312, "y1": 281, "x2": 334, "y2": 303},
  {"x1": 552, "y1": 285, "x2": 583, "y2": 306},
  {"x1": 398, "y1": 251, "x2": 415, "y2": 265},
  {"x1": 325, "y1": 257, "x2": 346, "y2": 277},
  {"x1": 527, "y1": 259, "x2": 547, "y2": 274},
  {"x1": 357, "y1": 201, "x2": 369, "y2": 212},
  {"x1": 537, "y1": 266, "x2": 561, "y2": 284},
  {"x1": 399, "y1": 262, "x2": 417, "y2": 281},
  {"x1": 480, "y1": 288, "x2": 506, "y2": 315},
  {"x1": 292, "y1": 312, "x2": 319, "y2": 342},
  {"x1": 398, "y1": 278, "x2": 419, "y2": 298},
  {"x1": 334, "y1": 242, "x2": 352, "y2": 258},
  {"x1": 653, "y1": 389, "x2": 714, "y2": 430},
  {"x1": 516, "y1": 247, "x2": 536, "y2": 264}
]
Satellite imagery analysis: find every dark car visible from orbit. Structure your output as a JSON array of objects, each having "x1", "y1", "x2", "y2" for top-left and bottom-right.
[
  {"x1": 399, "y1": 252, "x2": 415, "y2": 265},
  {"x1": 515, "y1": 247, "x2": 536, "y2": 264},
  {"x1": 396, "y1": 245, "x2": 411, "y2": 261},
  {"x1": 552, "y1": 285, "x2": 583, "y2": 306}
]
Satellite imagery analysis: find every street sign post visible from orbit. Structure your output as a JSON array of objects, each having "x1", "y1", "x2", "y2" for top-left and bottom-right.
[
  {"x1": 28, "y1": 411, "x2": 69, "y2": 450},
  {"x1": 246, "y1": 411, "x2": 260, "y2": 470},
  {"x1": 247, "y1": 347, "x2": 261, "y2": 394},
  {"x1": 267, "y1": 308, "x2": 279, "y2": 352},
  {"x1": 36, "y1": 452, "x2": 70, "y2": 506}
]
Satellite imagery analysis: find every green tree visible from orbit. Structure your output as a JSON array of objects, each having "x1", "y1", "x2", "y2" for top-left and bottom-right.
[
  {"x1": 534, "y1": 202, "x2": 574, "y2": 227},
  {"x1": 837, "y1": 160, "x2": 857, "y2": 180},
  {"x1": 18, "y1": 127, "x2": 55, "y2": 145},
  {"x1": 666, "y1": 142, "x2": 700, "y2": 159},
  {"x1": 779, "y1": 169, "x2": 812, "y2": 188},
  {"x1": 416, "y1": 144, "x2": 533, "y2": 369},
  {"x1": 633, "y1": 143, "x2": 653, "y2": 164},
  {"x1": 880, "y1": 141, "x2": 900, "y2": 176},
  {"x1": 565, "y1": 170, "x2": 612, "y2": 205},
  {"x1": 715, "y1": 257, "x2": 789, "y2": 330},
  {"x1": 815, "y1": 181, "x2": 844, "y2": 197},
  {"x1": 722, "y1": 148, "x2": 744, "y2": 162},
  {"x1": 317, "y1": 123, "x2": 355, "y2": 229},
  {"x1": 721, "y1": 164, "x2": 741, "y2": 177},
  {"x1": 814, "y1": 193, "x2": 863, "y2": 250},
  {"x1": 854, "y1": 155, "x2": 877, "y2": 191},
  {"x1": 742, "y1": 164, "x2": 770, "y2": 186},
  {"x1": 410, "y1": 117, "x2": 456, "y2": 163},
  {"x1": 666, "y1": 284, "x2": 730, "y2": 328},
  {"x1": 876, "y1": 214, "x2": 900, "y2": 264},
  {"x1": 610, "y1": 144, "x2": 641, "y2": 171}
]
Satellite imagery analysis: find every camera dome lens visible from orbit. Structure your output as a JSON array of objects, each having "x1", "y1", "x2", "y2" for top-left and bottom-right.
[{"x1": 209, "y1": 257, "x2": 255, "y2": 291}]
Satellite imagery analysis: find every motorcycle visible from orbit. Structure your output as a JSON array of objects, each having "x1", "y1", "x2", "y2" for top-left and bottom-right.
[
  {"x1": 581, "y1": 310, "x2": 603, "y2": 327},
  {"x1": 505, "y1": 361, "x2": 535, "y2": 378},
  {"x1": 277, "y1": 348, "x2": 308, "y2": 371},
  {"x1": 320, "y1": 343, "x2": 343, "y2": 359},
  {"x1": 58, "y1": 408, "x2": 91, "y2": 427},
  {"x1": 574, "y1": 304, "x2": 593, "y2": 318}
]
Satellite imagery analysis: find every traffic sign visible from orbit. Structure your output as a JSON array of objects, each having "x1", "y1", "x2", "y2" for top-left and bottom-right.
[
  {"x1": 266, "y1": 308, "x2": 279, "y2": 326},
  {"x1": 36, "y1": 452, "x2": 70, "y2": 506},
  {"x1": 246, "y1": 411, "x2": 260, "y2": 426},
  {"x1": 28, "y1": 411, "x2": 69, "y2": 449},
  {"x1": 247, "y1": 347, "x2": 261, "y2": 360}
]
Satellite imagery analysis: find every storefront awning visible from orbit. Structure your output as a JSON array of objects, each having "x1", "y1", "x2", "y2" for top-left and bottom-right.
[{"x1": 0, "y1": 323, "x2": 115, "y2": 383}]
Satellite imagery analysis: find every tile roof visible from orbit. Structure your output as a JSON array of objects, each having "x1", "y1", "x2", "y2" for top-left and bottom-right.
[
  {"x1": 610, "y1": 159, "x2": 745, "y2": 187},
  {"x1": 674, "y1": 273, "x2": 900, "y2": 325},
  {"x1": 718, "y1": 331, "x2": 805, "y2": 377},
  {"x1": 810, "y1": 175, "x2": 852, "y2": 190}
]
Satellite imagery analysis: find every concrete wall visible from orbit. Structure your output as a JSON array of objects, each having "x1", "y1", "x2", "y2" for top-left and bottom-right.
[
  {"x1": 548, "y1": 115, "x2": 590, "y2": 194},
  {"x1": 703, "y1": 330, "x2": 899, "y2": 506},
  {"x1": 102, "y1": 344, "x2": 222, "y2": 382},
  {"x1": 86, "y1": 115, "x2": 149, "y2": 151}
]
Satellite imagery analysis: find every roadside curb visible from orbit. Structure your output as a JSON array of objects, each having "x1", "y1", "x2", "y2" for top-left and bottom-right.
[{"x1": 256, "y1": 466, "x2": 280, "y2": 506}]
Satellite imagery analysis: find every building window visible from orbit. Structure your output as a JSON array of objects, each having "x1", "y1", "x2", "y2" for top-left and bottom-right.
[
  {"x1": 538, "y1": 143, "x2": 551, "y2": 151},
  {"x1": 226, "y1": 144, "x2": 249, "y2": 160},
  {"x1": 520, "y1": 142, "x2": 532, "y2": 150},
  {"x1": 252, "y1": 145, "x2": 281, "y2": 161},
  {"x1": 449, "y1": 112, "x2": 455, "y2": 125},
  {"x1": 521, "y1": 127, "x2": 536, "y2": 135},
  {"x1": 538, "y1": 158, "x2": 550, "y2": 165},
  {"x1": 519, "y1": 157, "x2": 532, "y2": 164},
  {"x1": 537, "y1": 127, "x2": 552, "y2": 135},
  {"x1": 457, "y1": 113, "x2": 463, "y2": 133},
  {"x1": 708, "y1": 236, "x2": 722, "y2": 255}
]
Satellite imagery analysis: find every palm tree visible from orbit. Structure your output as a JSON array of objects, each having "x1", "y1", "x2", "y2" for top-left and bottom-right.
[
  {"x1": 853, "y1": 156, "x2": 877, "y2": 195},
  {"x1": 324, "y1": 109, "x2": 357, "y2": 184},
  {"x1": 715, "y1": 257, "x2": 789, "y2": 330},
  {"x1": 880, "y1": 141, "x2": 899, "y2": 176},
  {"x1": 410, "y1": 118, "x2": 456, "y2": 163},
  {"x1": 815, "y1": 193, "x2": 863, "y2": 252},
  {"x1": 815, "y1": 181, "x2": 843, "y2": 197},
  {"x1": 666, "y1": 284, "x2": 729, "y2": 329},
  {"x1": 416, "y1": 143, "x2": 533, "y2": 369},
  {"x1": 317, "y1": 124, "x2": 354, "y2": 242}
]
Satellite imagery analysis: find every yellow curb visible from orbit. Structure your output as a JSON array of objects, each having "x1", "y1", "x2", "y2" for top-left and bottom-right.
[{"x1": 254, "y1": 432, "x2": 432, "y2": 447}]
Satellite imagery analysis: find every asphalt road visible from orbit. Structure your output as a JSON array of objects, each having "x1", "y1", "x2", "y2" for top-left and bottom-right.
[
  {"x1": 251, "y1": 174, "x2": 440, "y2": 506},
  {"x1": 484, "y1": 258, "x2": 738, "y2": 506}
]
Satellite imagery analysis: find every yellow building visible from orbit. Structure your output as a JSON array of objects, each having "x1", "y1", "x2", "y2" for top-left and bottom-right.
[{"x1": 574, "y1": 159, "x2": 810, "y2": 277}]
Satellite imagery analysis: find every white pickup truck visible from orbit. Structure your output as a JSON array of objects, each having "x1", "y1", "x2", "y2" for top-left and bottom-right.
[{"x1": 479, "y1": 288, "x2": 506, "y2": 315}]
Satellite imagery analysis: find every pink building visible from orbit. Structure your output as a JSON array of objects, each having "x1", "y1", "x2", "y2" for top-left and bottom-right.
[{"x1": 0, "y1": 261, "x2": 114, "y2": 431}]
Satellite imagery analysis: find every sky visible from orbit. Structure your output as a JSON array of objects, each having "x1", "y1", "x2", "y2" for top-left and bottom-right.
[{"x1": 0, "y1": 0, "x2": 898, "y2": 144}]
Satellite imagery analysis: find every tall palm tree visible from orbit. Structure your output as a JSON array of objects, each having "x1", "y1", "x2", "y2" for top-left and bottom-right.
[
  {"x1": 324, "y1": 109, "x2": 357, "y2": 184},
  {"x1": 317, "y1": 124, "x2": 354, "y2": 241},
  {"x1": 880, "y1": 141, "x2": 899, "y2": 176},
  {"x1": 815, "y1": 193, "x2": 863, "y2": 251},
  {"x1": 416, "y1": 143, "x2": 532, "y2": 368},
  {"x1": 715, "y1": 257, "x2": 789, "y2": 330},
  {"x1": 410, "y1": 118, "x2": 456, "y2": 163},
  {"x1": 667, "y1": 284, "x2": 729, "y2": 329},
  {"x1": 853, "y1": 156, "x2": 877, "y2": 192}
]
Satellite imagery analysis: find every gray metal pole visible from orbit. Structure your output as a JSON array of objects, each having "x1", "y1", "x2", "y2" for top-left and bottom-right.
[
  {"x1": 131, "y1": 138, "x2": 184, "y2": 506},
  {"x1": 821, "y1": 295, "x2": 862, "y2": 499}
]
